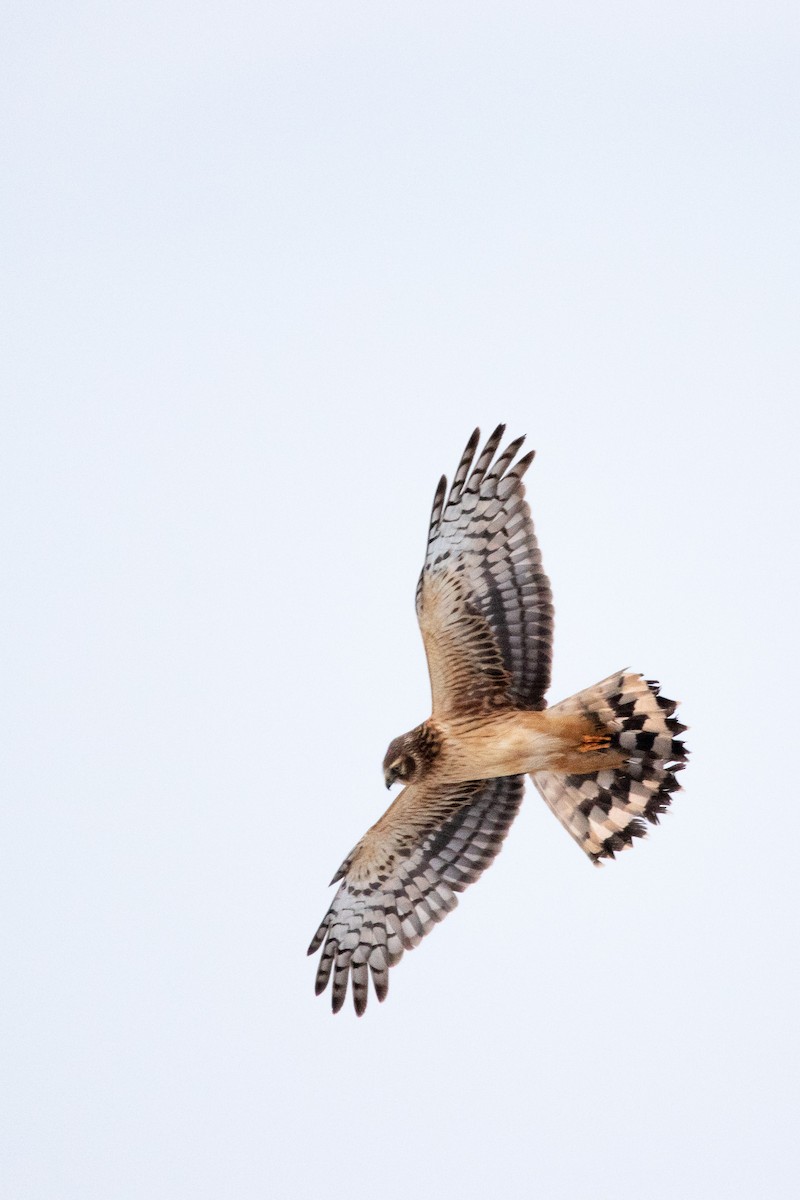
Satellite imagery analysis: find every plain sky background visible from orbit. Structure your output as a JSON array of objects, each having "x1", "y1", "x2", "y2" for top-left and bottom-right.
[{"x1": 2, "y1": 3, "x2": 799, "y2": 1198}]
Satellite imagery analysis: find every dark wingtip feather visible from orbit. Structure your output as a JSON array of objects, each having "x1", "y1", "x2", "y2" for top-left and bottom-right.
[
  {"x1": 427, "y1": 474, "x2": 448, "y2": 536},
  {"x1": 512, "y1": 448, "x2": 536, "y2": 479},
  {"x1": 353, "y1": 986, "x2": 368, "y2": 1017},
  {"x1": 331, "y1": 977, "x2": 348, "y2": 1014},
  {"x1": 461, "y1": 427, "x2": 480, "y2": 463},
  {"x1": 448, "y1": 429, "x2": 481, "y2": 505},
  {"x1": 307, "y1": 917, "x2": 329, "y2": 955},
  {"x1": 491, "y1": 433, "x2": 526, "y2": 479},
  {"x1": 468, "y1": 425, "x2": 506, "y2": 487}
]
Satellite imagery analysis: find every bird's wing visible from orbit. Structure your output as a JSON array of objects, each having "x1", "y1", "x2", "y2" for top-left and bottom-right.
[
  {"x1": 308, "y1": 773, "x2": 524, "y2": 1015},
  {"x1": 416, "y1": 426, "x2": 554, "y2": 719}
]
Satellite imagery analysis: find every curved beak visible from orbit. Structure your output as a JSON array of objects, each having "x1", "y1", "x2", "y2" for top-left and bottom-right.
[{"x1": 383, "y1": 768, "x2": 395, "y2": 790}]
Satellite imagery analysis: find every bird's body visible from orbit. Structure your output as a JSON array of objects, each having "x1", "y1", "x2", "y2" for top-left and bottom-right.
[
  {"x1": 309, "y1": 427, "x2": 687, "y2": 1015},
  {"x1": 396, "y1": 710, "x2": 625, "y2": 785}
]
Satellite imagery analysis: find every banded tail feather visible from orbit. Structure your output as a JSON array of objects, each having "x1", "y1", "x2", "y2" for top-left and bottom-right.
[{"x1": 532, "y1": 670, "x2": 688, "y2": 864}]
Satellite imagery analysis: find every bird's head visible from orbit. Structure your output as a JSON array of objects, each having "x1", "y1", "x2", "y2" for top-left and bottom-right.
[
  {"x1": 382, "y1": 723, "x2": 441, "y2": 789},
  {"x1": 382, "y1": 733, "x2": 420, "y2": 790}
]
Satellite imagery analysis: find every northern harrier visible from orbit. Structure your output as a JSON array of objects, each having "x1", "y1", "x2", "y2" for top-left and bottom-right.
[{"x1": 309, "y1": 427, "x2": 687, "y2": 1014}]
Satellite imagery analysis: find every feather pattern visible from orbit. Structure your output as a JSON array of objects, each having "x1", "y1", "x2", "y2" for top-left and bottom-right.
[
  {"x1": 531, "y1": 671, "x2": 688, "y2": 863},
  {"x1": 308, "y1": 775, "x2": 524, "y2": 1015},
  {"x1": 415, "y1": 425, "x2": 554, "y2": 718}
]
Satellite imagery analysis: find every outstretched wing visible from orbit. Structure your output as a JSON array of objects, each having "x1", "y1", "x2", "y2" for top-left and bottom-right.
[
  {"x1": 416, "y1": 426, "x2": 554, "y2": 719},
  {"x1": 307, "y1": 774, "x2": 524, "y2": 1015}
]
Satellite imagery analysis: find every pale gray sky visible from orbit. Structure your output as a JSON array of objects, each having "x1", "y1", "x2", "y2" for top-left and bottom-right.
[{"x1": 3, "y1": 3, "x2": 799, "y2": 1198}]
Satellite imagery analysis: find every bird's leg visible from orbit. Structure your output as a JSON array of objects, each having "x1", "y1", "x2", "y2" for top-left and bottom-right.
[{"x1": 577, "y1": 733, "x2": 612, "y2": 753}]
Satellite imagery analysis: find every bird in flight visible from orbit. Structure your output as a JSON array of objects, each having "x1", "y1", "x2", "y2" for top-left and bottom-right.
[{"x1": 309, "y1": 426, "x2": 687, "y2": 1015}]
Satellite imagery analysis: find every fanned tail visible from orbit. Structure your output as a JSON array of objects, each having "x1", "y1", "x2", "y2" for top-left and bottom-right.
[{"x1": 532, "y1": 670, "x2": 688, "y2": 864}]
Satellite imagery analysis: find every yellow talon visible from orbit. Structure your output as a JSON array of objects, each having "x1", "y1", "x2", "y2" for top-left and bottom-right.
[{"x1": 578, "y1": 734, "x2": 612, "y2": 753}]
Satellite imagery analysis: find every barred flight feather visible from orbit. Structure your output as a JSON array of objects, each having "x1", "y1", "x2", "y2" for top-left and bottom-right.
[
  {"x1": 308, "y1": 775, "x2": 524, "y2": 1015},
  {"x1": 416, "y1": 425, "x2": 554, "y2": 718}
]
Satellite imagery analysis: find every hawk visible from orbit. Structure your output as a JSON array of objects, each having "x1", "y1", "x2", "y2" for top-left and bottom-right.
[{"x1": 309, "y1": 427, "x2": 687, "y2": 1015}]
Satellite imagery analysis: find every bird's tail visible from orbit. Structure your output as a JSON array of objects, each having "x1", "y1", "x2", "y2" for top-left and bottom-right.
[{"x1": 531, "y1": 670, "x2": 688, "y2": 864}]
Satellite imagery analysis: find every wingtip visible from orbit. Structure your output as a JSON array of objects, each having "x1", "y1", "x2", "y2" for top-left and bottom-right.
[
  {"x1": 331, "y1": 986, "x2": 347, "y2": 1015},
  {"x1": 353, "y1": 991, "x2": 368, "y2": 1017},
  {"x1": 514, "y1": 448, "x2": 536, "y2": 478},
  {"x1": 448, "y1": 429, "x2": 482, "y2": 504},
  {"x1": 329, "y1": 856, "x2": 350, "y2": 886},
  {"x1": 307, "y1": 923, "x2": 327, "y2": 955},
  {"x1": 465, "y1": 427, "x2": 481, "y2": 454}
]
